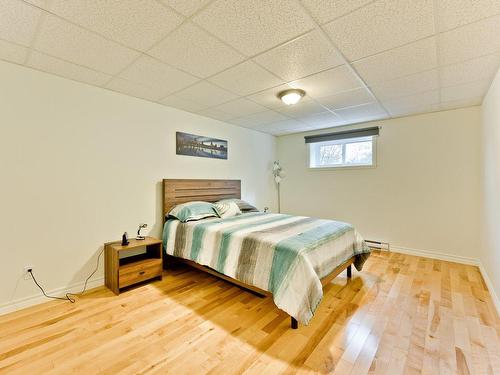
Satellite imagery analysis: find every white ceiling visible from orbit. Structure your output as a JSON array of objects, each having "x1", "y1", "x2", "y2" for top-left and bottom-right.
[{"x1": 1, "y1": 0, "x2": 500, "y2": 136}]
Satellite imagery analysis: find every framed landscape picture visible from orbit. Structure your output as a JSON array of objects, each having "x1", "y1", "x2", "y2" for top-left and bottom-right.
[{"x1": 176, "y1": 132, "x2": 228, "y2": 160}]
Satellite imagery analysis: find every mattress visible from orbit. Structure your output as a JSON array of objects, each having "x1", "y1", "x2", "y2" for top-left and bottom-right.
[{"x1": 162, "y1": 212, "x2": 370, "y2": 324}]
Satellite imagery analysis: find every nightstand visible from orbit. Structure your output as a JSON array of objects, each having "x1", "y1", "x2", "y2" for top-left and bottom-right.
[{"x1": 104, "y1": 237, "x2": 163, "y2": 295}]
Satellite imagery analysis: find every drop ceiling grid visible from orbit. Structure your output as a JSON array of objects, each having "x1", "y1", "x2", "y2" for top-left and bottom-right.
[
  {"x1": 147, "y1": 13, "x2": 360, "y2": 121},
  {"x1": 15, "y1": 0, "x2": 378, "y2": 117},
  {"x1": 321, "y1": 0, "x2": 500, "y2": 119},
  {"x1": 432, "y1": 0, "x2": 444, "y2": 104},
  {"x1": 20, "y1": 0, "x2": 237, "y2": 89},
  {"x1": 6, "y1": 0, "x2": 456, "y2": 94},
  {"x1": 21, "y1": 0, "x2": 46, "y2": 65},
  {"x1": 14, "y1": 0, "x2": 190, "y2": 92},
  {"x1": 291, "y1": 0, "x2": 390, "y2": 122},
  {"x1": 100, "y1": 0, "x2": 223, "y2": 89},
  {"x1": 16, "y1": 0, "x2": 278, "y2": 107},
  {"x1": 130, "y1": 1, "x2": 330, "y2": 107},
  {"x1": 0, "y1": 0, "x2": 498, "y2": 135},
  {"x1": 352, "y1": 39, "x2": 500, "y2": 98},
  {"x1": 141, "y1": 4, "x2": 324, "y2": 113}
]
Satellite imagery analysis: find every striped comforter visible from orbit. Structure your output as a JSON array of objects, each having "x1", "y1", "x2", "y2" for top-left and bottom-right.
[{"x1": 162, "y1": 212, "x2": 370, "y2": 325}]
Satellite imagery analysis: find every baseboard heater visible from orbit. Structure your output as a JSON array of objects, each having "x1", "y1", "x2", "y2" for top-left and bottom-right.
[{"x1": 365, "y1": 239, "x2": 390, "y2": 251}]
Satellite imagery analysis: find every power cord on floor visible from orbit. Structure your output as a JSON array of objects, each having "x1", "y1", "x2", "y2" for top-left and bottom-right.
[{"x1": 28, "y1": 248, "x2": 104, "y2": 303}]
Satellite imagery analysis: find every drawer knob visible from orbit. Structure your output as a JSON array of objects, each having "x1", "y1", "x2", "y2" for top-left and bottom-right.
[{"x1": 139, "y1": 271, "x2": 146, "y2": 275}]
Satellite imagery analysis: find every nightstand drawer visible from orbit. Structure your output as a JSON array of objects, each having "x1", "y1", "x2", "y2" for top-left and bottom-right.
[{"x1": 119, "y1": 260, "x2": 162, "y2": 288}]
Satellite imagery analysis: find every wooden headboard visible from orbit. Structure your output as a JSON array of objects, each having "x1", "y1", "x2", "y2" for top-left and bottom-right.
[{"x1": 162, "y1": 179, "x2": 241, "y2": 219}]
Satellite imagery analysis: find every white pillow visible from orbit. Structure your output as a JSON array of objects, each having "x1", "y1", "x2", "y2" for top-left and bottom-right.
[{"x1": 214, "y1": 201, "x2": 241, "y2": 218}]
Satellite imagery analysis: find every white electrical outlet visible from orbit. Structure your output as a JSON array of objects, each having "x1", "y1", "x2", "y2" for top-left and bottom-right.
[{"x1": 23, "y1": 266, "x2": 33, "y2": 280}]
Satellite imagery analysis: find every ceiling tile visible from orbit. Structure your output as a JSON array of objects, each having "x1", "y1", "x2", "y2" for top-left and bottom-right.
[
  {"x1": 253, "y1": 30, "x2": 343, "y2": 82},
  {"x1": 148, "y1": 22, "x2": 244, "y2": 78},
  {"x1": 0, "y1": 0, "x2": 42, "y2": 46},
  {"x1": 437, "y1": 0, "x2": 500, "y2": 32},
  {"x1": 34, "y1": 14, "x2": 139, "y2": 75},
  {"x1": 440, "y1": 97, "x2": 483, "y2": 111},
  {"x1": 247, "y1": 118, "x2": 305, "y2": 133},
  {"x1": 192, "y1": 0, "x2": 315, "y2": 56},
  {"x1": 247, "y1": 110, "x2": 290, "y2": 125},
  {"x1": 246, "y1": 84, "x2": 292, "y2": 109},
  {"x1": 324, "y1": 0, "x2": 435, "y2": 61},
  {"x1": 228, "y1": 117, "x2": 255, "y2": 127},
  {"x1": 266, "y1": 118, "x2": 305, "y2": 130},
  {"x1": 440, "y1": 80, "x2": 491, "y2": 103},
  {"x1": 212, "y1": 98, "x2": 268, "y2": 117},
  {"x1": 289, "y1": 65, "x2": 363, "y2": 98},
  {"x1": 208, "y1": 60, "x2": 282, "y2": 96},
  {"x1": 439, "y1": 14, "x2": 500, "y2": 65},
  {"x1": 161, "y1": 0, "x2": 212, "y2": 17},
  {"x1": 41, "y1": 0, "x2": 184, "y2": 51},
  {"x1": 269, "y1": 129, "x2": 291, "y2": 136},
  {"x1": 196, "y1": 107, "x2": 237, "y2": 122},
  {"x1": 0, "y1": 39, "x2": 28, "y2": 64},
  {"x1": 119, "y1": 55, "x2": 199, "y2": 97},
  {"x1": 352, "y1": 37, "x2": 438, "y2": 86},
  {"x1": 231, "y1": 123, "x2": 268, "y2": 132},
  {"x1": 440, "y1": 53, "x2": 500, "y2": 88},
  {"x1": 160, "y1": 94, "x2": 209, "y2": 112},
  {"x1": 273, "y1": 126, "x2": 312, "y2": 135},
  {"x1": 174, "y1": 81, "x2": 238, "y2": 108},
  {"x1": 27, "y1": 50, "x2": 111, "y2": 86},
  {"x1": 295, "y1": 111, "x2": 343, "y2": 127},
  {"x1": 266, "y1": 129, "x2": 294, "y2": 136},
  {"x1": 390, "y1": 102, "x2": 441, "y2": 117},
  {"x1": 105, "y1": 77, "x2": 163, "y2": 102},
  {"x1": 24, "y1": 0, "x2": 49, "y2": 6},
  {"x1": 383, "y1": 90, "x2": 440, "y2": 116},
  {"x1": 299, "y1": 0, "x2": 373, "y2": 25},
  {"x1": 317, "y1": 87, "x2": 374, "y2": 110},
  {"x1": 276, "y1": 98, "x2": 327, "y2": 118},
  {"x1": 335, "y1": 102, "x2": 388, "y2": 122},
  {"x1": 231, "y1": 110, "x2": 289, "y2": 127},
  {"x1": 294, "y1": 122, "x2": 346, "y2": 133},
  {"x1": 370, "y1": 69, "x2": 440, "y2": 101}
]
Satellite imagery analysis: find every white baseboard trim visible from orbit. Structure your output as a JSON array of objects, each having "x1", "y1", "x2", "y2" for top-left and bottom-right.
[
  {"x1": 0, "y1": 277, "x2": 104, "y2": 316},
  {"x1": 2, "y1": 248, "x2": 497, "y2": 318},
  {"x1": 390, "y1": 245, "x2": 480, "y2": 266},
  {"x1": 478, "y1": 263, "x2": 500, "y2": 317}
]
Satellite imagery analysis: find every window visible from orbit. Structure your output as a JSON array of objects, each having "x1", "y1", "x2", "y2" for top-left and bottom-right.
[
  {"x1": 309, "y1": 136, "x2": 375, "y2": 168},
  {"x1": 306, "y1": 126, "x2": 379, "y2": 169}
]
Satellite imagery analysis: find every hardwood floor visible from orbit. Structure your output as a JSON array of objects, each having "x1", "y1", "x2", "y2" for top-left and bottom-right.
[{"x1": 0, "y1": 251, "x2": 498, "y2": 374}]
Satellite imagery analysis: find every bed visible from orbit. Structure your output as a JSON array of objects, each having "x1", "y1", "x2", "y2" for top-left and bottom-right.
[{"x1": 161, "y1": 179, "x2": 370, "y2": 328}]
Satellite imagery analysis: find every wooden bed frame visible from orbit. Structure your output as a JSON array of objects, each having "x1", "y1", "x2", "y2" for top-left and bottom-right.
[{"x1": 162, "y1": 178, "x2": 353, "y2": 329}]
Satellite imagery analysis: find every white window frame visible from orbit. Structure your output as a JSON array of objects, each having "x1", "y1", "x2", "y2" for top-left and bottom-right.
[{"x1": 308, "y1": 135, "x2": 377, "y2": 170}]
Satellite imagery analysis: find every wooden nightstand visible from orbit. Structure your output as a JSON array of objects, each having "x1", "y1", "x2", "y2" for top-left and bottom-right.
[{"x1": 105, "y1": 237, "x2": 163, "y2": 295}]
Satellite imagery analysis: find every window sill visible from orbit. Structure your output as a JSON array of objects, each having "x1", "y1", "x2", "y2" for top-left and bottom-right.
[{"x1": 308, "y1": 164, "x2": 376, "y2": 171}]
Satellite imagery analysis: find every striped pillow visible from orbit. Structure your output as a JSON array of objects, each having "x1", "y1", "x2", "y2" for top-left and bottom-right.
[
  {"x1": 214, "y1": 201, "x2": 241, "y2": 218},
  {"x1": 216, "y1": 199, "x2": 259, "y2": 213},
  {"x1": 168, "y1": 201, "x2": 217, "y2": 222}
]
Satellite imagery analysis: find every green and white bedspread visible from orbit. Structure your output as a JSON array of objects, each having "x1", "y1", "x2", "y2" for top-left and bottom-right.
[{"x1": 162, "y1": 212, "x2": 370, "y2": 325}]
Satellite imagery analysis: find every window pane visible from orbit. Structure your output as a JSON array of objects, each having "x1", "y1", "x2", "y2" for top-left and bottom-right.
[
  {"x1": 345, "y1": 141, "x2": 372, "y2": 164},
  {"x1": 319, "y1": 144, "x2": 342, "y2": 165},
  {"x1": 309, "y1": 136, "x2": 375, "y2": 168}
]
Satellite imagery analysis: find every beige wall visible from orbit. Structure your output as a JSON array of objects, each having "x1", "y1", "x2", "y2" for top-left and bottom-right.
[
  {"x1": 277, "y1": 107, "x2": 481, "y2": 260},
  {"x1": 480, "y1": 68, "x2": 500, "y2": 308},
  {"x1": 0, "y1": 61, "x2": 277, "y2": 312}
]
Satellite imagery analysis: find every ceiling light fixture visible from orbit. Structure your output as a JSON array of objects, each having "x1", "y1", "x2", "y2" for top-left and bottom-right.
[{"x1": 278, "y1": 89, "x2": 306, "y2": 105}]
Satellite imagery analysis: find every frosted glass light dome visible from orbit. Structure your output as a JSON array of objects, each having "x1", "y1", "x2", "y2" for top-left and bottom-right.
[{"x1": 278, "y1": 89, "x2": 306, "y2": 105}]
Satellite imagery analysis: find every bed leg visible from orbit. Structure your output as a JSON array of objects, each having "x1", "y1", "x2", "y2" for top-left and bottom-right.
[
  {"x1": 347, "y1": 264, "x2": 352, "y2": 278},
  {"x1": 291, "y1": 317, "x2": 298, "y2": 329}
]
